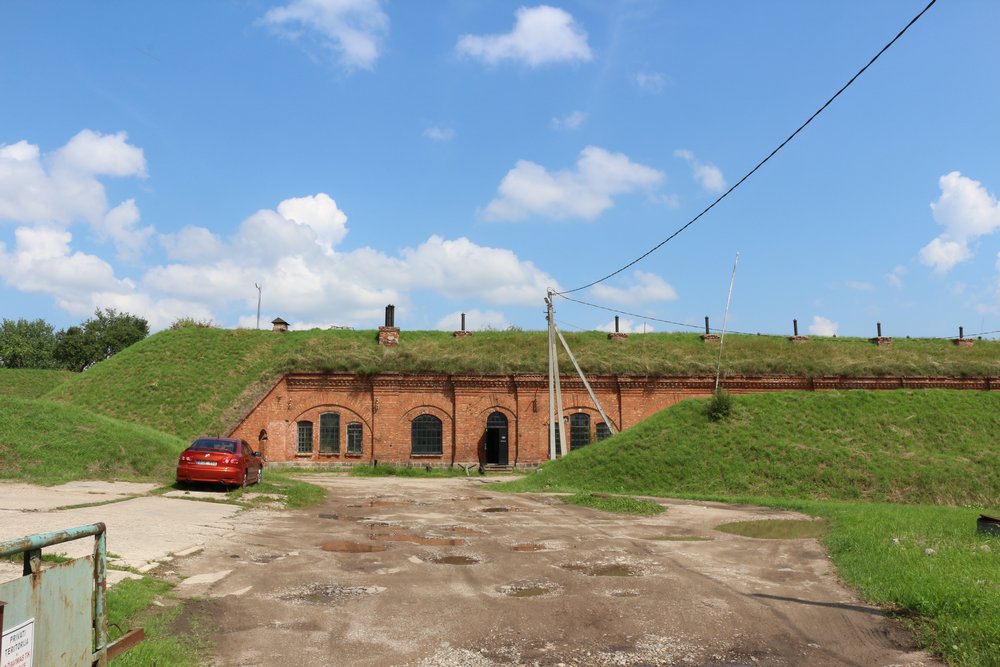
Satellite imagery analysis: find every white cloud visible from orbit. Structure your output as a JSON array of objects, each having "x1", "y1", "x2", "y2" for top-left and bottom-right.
[
  {"x1": 886, "y1": 265, "x2": 906, "y2": 289},
  {"x1": 276, "y1": 192, "x2": 349, "y2": 254},
  {"x1": 423, "y1": 126, "x2": 455, "y2": 142},
  {"x1": 920, "y1": 172, "x2": 1000, "y2": 273},
  {"x1": 261, "y1": 0, "x2": 389, "y2": 71},
  {"x1": 456, "y1": 5, "x2": 592, "y2": 67},
  {"x1": 590, "y1": 271, "x2": 677, "y2": 305},
  {"x1": 159, "y1": 226, "x2": 226, "y2": 263},
  {"x1": 674, "y1": 149, "x2": 727, "y2": 194},
  {"x1": 632, "y1": 71, "x2": 666, "y2": 93},
  {"x1": 0, "y1": 130, "x2": 149, "y2": 259},
  {"x1": 483, "y1": 146, "x2": 664, "y2": 221},
  {"x1": 552, "y1": 110, "x2": 587, "y2": 131},
  {"x1": 808, "y1": 315, "x2": 838, "y2": 337},
  {"x1": 434, "y1": 309, "x2": 510, "y2": 331},
  {"x1": 596, "y1": 317, "x2": 654, "y2": 334}
]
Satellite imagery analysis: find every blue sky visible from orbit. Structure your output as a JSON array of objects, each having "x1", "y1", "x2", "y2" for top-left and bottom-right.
[{"x1": 2, "y1": 1, "x2": 998, "y2": 338}]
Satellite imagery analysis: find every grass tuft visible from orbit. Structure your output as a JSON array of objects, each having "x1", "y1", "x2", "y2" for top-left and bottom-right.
[{"x1": 563, "y1": 492, "x2": 664, "y2": 515}]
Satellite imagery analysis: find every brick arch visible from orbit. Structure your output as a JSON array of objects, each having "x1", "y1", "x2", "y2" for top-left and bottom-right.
[{"x1": 292, "y1": 404, "x2": 372, "y2": 432}]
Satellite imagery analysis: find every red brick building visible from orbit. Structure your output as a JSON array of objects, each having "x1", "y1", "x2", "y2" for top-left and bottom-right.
[{"x1": 228, "y1": 371, "x2": 994, "y2": 468}]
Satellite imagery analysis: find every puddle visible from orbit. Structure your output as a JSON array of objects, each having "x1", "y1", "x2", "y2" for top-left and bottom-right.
[
  {"x1": 482, "y1": 507, "x2": 510, "y2": 513},
  {"x1": 447, "y1": 526, "x2": 486, "y2": 536},
  {"x1": 500, "y1": 582, "x2": 559, "y2": 598},
  {"x1": 609, "y1": 590, "x2": 640, "y2": 598},
  {"x1": 561, "y1": 563, "x2": 639, "y2": 577},
  {"x1": 280, "y1": 583, "x2": 385, "y2": 603},
  {"x1": 648, "y1": 535, "x2": 712, "y2": 542},
  {"x1": 369, "y1": 534, "x2": 465, "y2": 546},
  {"x1": 428, "y1": 555, "x2": 479, "y2": 565},
  {"x1": 321, "y1": 541, "x2": 387, "y2": 553},
  {"x1": 715, "y1": 519, "x2": 826, "y2": 540},
  {"x1": 512, "y1": 543, "x2": 545, "y2": 552},
  {"x1": 249, "y1": 553, "x2": 281, "y2": 563},
  {"x1": 317, "y1": 513, "x2": 340, "y2": 520},
  {"x1": 367, "y1": 499, "x2": 409, "y2": 507}
]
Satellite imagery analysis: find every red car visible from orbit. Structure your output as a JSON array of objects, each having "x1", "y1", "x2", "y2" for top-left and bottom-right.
[{"x1": 176, "y1": 437, "x2": 263, "y2": 488}]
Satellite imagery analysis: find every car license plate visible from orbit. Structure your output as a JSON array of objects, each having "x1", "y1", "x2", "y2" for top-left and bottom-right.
[{"x1": 194, "y1": 460, "x2": 218, "y2": 466}]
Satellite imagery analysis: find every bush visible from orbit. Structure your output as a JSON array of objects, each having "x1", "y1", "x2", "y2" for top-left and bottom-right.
[
  {"x1": 169, "y1": 317, "x2": 216, "y2": 330},
  {"x1": 706, "y1": 389, "x2": 733, "y2": 421}
]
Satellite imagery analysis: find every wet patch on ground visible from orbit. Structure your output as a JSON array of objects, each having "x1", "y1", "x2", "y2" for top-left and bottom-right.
[
  {"x1": 560, "y1": 561, "x2": 640, "y2": 577},
  {"x1": 321, "y1": 540, "x2": 387, "y2": 553},
  {"x1": 482, "y1": 506, "x2": 532, "y2": 513},
  {"x1": 427, "y1": 554, "x2": 480, "y2": 565},
  {"x1": 317, "y1": 512, "x2": 340, "y2": 520},
  {"x1": 369, "y1": 533, "x2": 465, "y2": 546},
  {"x1": 648, "y1": 535, "x2": 713, "y2": 542},
  {"x1": 278, "y1": 582, "x2": 386, "y2": 604},
  {"x1": 498, "y1": 581, "x2": 561, "y2": 598},
  {"x1": 511, "y1": 543, "x2": 546, "y2": 552},
  {"x1": 607, "y1": 589, "x2": 640, "y2": 598},
  {"x1": 446, "y1": 525, "x2": 486, "y2": 535},
  {"x1": 716, "y1": 519, "x2": 827, "y2": 539}
]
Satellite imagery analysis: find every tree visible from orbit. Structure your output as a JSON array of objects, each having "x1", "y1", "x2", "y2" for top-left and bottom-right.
[
  {"x1": 0, "y1": 318, "x2": 57, "y2": 368},
  {"x1": 54, "y1": 309, "x2": 149, "y2": 371}
]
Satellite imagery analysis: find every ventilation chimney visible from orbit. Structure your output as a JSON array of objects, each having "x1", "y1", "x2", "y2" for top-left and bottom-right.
[{"x1": 378, "y1": 304, "x2": 400, "y2": 346}]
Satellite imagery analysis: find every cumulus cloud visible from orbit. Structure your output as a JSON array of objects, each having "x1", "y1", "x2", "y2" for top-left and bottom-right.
[
  {"x1": 552, "y1": 110, "x2": 587, "y2": 131},
  {"x1": 886, "y1": 265, "x2": 906, "y2": 289},
  {"x1": 919, "y1": 172, "x2": 1000, "y2": 273},
  {"x1": 423, "y1": 126, "x2": 455, "y2": 142},
  {"x1": 808, "y1": 316, "x2": 838, "y2": 337},
  {"x1": 261, "y1": 0, "x2": 389, "y2": 71},
  {"x1": 590, "y1": 271, "x2": 677, "y2": 305},
  {"x1": 632, "y1": 71, "x2": 666, "y2": 93},
  {"x1": 482, "y1": 146, "x2": 664, "y2": 221},
  {"x1": 434, "y1": 309, "x2": 511, "y2": 331},
  {"x1": 595, "y1": 317, "x2": 653, "y2": 334},
  {"x1": 145, "y1": 195, "x2": 559, "y2": 328},
  {"x1": 674, "y1": 149, "x2": 727, "y2": 194},
  {"x1": 0, "y1": 131, "x2": 151, "y2": 260},
  {"x1": 456, "y1": 5, "x2": 592, "y2": 67}
]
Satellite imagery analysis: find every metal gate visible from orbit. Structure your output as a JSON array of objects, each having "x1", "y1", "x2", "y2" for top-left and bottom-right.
[{"x1": 0, "y1": 523, "x2": 143, "y2": 666}]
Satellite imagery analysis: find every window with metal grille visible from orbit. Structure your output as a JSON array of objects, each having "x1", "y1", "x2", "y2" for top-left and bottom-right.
[
  {"x1": 570, "y1": 413, "x2": 591, "y2": 449},
  {"x1": 319, "y1": 412, "x2": 340, "y2": 454},
  {"x1": 411, "y1": 414, "x2": 443, "y2": 455},
  {"x1": 596, "y1": 422, "x2": 612, "y2": 441},
  {"x1": 297, "y1": 421, "x2": 313, "y2": 454},
  {"x1": 346, "y1": 422, "x2": 363, "y2": 455}
]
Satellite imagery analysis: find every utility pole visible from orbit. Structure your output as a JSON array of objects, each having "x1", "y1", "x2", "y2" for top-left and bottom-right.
[{"x1": 255, "y1": 283, "x2": 262, "y2": 330}]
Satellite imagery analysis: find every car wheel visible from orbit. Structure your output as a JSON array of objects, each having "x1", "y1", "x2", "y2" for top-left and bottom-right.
[
  {"x1": 241, "y1": 469, "x2": 248, "y2": 488},
  {"x1": 255, "y1": 467, "x2": 262, "y2": 485}
]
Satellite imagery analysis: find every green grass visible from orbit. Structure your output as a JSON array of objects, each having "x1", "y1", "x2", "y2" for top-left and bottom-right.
[
  {"x1": 107, "y1": 577, "x2": 207, "y2": 666},
  {"x1": 0, "y1": 368, "x2": 73, "y2": 398},
  {"x1": 0, "y1": 397, "x2": 186, "y2": 484},
  {"x1": 41, "y1": 327, "x2": 1000, "y2": 440},
  {"x1": 227, "y1": 472, "x2": 328, "y2": 508},
  {"x1": 501, "y1": 390, "x2": 1000, "y2": 666},
  {"x1": 563, "y1": 492, "x2": 664, "y2": 515},
  {"x1": 504, "y1": 389, "x2": 1000, "y2": 506}
]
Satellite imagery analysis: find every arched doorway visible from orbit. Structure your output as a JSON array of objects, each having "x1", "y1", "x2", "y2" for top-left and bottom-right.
[{"x1": 485, "y1": 412, "x2": 509, "y2": 465}]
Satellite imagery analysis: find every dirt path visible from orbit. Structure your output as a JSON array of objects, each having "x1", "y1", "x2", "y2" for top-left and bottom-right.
[{"x1": 173, "y1": 476, "x2": 940, "y2": 666}]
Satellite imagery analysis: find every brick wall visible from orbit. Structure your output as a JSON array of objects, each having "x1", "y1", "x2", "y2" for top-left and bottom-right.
[{"x1": 228, "y1": 372, "x2": 998, "y2": 467}]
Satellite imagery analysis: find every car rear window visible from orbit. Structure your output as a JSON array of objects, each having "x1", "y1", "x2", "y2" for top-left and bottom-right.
[{"x1": 190, "y1": 439, "x2": 237, "y2": 453}]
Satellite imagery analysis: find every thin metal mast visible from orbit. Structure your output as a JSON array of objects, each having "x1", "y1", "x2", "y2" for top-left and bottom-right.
[{"x1": 714, "y1": 252, "x2": 740, "y2": 391}]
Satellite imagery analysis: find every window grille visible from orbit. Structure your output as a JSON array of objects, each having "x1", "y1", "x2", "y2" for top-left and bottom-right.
[
  {"x1": 346, "y1": 422, "x2": 363, "y2": 455},
  {"x1": 596, "y1": 422, "x2": 612, "y2": 442},
  {"x1": 297, "y1": 421, "x2": 313, "y2": 454},
  {"x1": 411, "y1": 414, "x2": 443, "y2": 455},
  {"x1": 319, "y1": 412, "x2": 340, "y2": 454},
  {"x1": 570, "y1": 413, "x2": 591, "y2": 449}
]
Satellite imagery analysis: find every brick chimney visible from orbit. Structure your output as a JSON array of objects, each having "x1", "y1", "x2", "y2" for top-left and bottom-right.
[{"x1": 378, "y1": 304, "x2": 400, "y2": 346}]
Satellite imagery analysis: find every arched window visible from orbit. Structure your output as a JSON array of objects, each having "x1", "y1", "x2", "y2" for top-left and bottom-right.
[
  {"x1": 570, "y1": 413, "x2": 591, "y2": 449},
  {"x1": 346, "y1": 422, "x2": 363, "y2": 455},
  {"x1": 296, "y1": 421, "x2": 313, "y2": 454},
  {"x1": 411, "y1": 414, "x2": 443, "y2": 455},
  {"x1": 319, "y1": 412, "x2": 340, "y2": 454},
  {"x1": 596, "y1": 422, "x2": 612, "y2": 442}
]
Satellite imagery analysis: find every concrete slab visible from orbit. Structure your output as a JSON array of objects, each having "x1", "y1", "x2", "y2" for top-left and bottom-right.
[{"x1": 0, "y1": 481, "x2": 158, "y2": 511}]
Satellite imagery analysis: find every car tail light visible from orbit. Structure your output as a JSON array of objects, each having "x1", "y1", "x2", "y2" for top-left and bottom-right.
[{"x1": 223, "y1": 457, "x2": 240, "y2": 465}]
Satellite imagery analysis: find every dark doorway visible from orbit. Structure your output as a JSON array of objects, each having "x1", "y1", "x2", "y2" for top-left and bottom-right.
[{"x1": 485, "y1": 412, "x2": 509, "y2": 465}]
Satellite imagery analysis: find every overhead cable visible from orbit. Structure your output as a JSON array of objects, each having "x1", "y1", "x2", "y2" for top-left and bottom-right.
[{"x1": 555, "y1": 0, "x2": 938, "y2": 296}]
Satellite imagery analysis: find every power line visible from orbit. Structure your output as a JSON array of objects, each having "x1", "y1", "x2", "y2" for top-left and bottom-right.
[{"x1": 555, "y1": 0, "x2": 938, "y2": 296}]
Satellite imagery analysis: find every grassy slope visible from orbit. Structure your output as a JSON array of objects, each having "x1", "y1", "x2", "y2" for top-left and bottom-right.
[
  {"x1": 502, "y1": 390, "x2": 1000, "y2": 666},
  {"x1": 0, "y1": 396, "x2": 185, "y2": 484},
  {"x1": 0, "y1": 368, "x2": 73, "y2": 398},
  {"x1": 42, "y1": 327, "x2": 1000, "y2": 440},
  {"x1": 508, "y1": 389, "x2": 1000, "y2": 505}
]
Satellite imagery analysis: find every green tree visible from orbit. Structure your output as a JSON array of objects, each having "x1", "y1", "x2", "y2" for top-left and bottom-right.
[
  {"x1": 0, "y1": 318, "x2": 57, "y2": 368},
  {"x1": 54, "y1": 309, "x2": 149, "y2": 371}
]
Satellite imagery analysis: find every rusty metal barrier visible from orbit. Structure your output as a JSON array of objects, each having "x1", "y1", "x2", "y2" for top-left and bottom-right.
[{"x1": 0, "y1": 523, "x2": 143, "y2": 666}]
